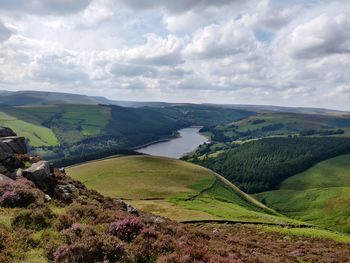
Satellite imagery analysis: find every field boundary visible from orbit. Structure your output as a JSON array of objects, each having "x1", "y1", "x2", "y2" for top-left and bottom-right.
[{"x1": 180, "y1": 220, "x2": 311, "y2": 228}]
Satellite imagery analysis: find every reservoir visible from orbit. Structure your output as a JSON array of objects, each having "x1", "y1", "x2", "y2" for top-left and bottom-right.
[{"x1": 137, "y1": 127, "x2": 209, "y2": 159}]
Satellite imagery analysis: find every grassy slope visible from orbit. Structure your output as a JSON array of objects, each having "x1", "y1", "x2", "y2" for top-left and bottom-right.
[
  {"x1": 255, "y1": 154, "x2": 350, "y2": 233},
  {"x1": 0, "y1": 112, "x2": 58, "y2": 147},
  {"x1": 19, "y1": 104, "x2": 112, "y2": 137},
  {"x1": 67, "y1": 156, "x2": 300, "y2": 225},
  {"x1": 233, "y1": 112, "x2": 350, "y2": 136},
  {"x1": 0, "y1": 105, "x2": 112, "y2": 150}
]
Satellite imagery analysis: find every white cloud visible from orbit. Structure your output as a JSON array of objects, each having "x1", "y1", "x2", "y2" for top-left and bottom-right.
[
  {"x1": 125, "y1": 34, "x2": 184, "y2": 66},
  {"x1": 76, "y1": 0, "x2": 114, "y2": 29},
  {"x1": 247, "y1": 0, "x2": 301, "y2": 31},
  {"x1": 184, "y1": 20, "x2": 257, "y2": 59},
  {"x1": 285, "y1": 13, "x2": 350, "y2": 59},
  {"x1": 0, "y1": 0, "x2": 350, "y2": 110},
  {"x1": 0, "y1": 21, "x2": 12, "y2": 42}
]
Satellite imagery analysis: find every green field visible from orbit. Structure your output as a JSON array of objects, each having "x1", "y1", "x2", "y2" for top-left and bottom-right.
[
  {"x1": 0, "y1": 104, "x2": 111, "y2": 147},
  {"x1": 67, "y1": 156, "x2": 300, "y2": 224},
  {"x1": 255, "y1": 154, "x2": 350, "y2": 233},
  {"x1": 18, "y1": 104, "x2": 112, "y2": 137},
  {"x1": 234, "y1": 112, "x2": 350, "y2": 132},
  {"x1": 0, "y1": 112, "x2": 58, "y2": 147}
]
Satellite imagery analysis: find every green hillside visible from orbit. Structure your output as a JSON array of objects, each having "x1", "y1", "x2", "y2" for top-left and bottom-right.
[
  {"x1": 187, "y1": 137, "x2": 350, "y2": 193},
  {"x1": 0, "y1": 104, "x2": 186, "y2": 160},
  {"x1": 0, "y1": 111, "x2": 58, "y2": 147},
  {"x1": 199, "y1": 111, "x2": 350, "y2": 145},
  {"x1": 67, "y1": 156, "x2": 301, "y2": 225},
  {"x1": 255, "y1": 154, "x2": 350, "y2": 233}
]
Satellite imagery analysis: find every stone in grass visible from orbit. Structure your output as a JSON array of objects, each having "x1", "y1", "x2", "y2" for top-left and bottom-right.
[
  {"x1": 54, "y1": 184, "x2": 78, "y2": 202},
  {"x1": 23, "y1": 161, "x2": 55, "y2": 193}
]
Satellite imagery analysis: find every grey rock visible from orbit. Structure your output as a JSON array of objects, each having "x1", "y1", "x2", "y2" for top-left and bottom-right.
[
  {"x1": 0, "y1": 136, "x2": 27, "y2": 159},
  {"x1": 55, "y1": 184, "x2": 78, "y2": 201},
  {"x1": 9, "y1": 168, "x2": 22, "y2": 180},
  {"x1": 0, "y1": 164, "x2": 7, "y2": 174},
  {"x1": 0, "y1": 140, "x2": 13, "y2": 153},
  {"x1": 1, "y1": 137, "x2": 27, "y2": 154},
  {"x1": 59, "y1": 167, "x2": 66, "y2": 174},
  {"x1": 114, "y1": 199, "x2": 139, "y2": 215},
  {"x1": 127, "y1": 204, "x2": 139, "y2": 215},
  {"x1": 16, "y1": 168, "x2": 23, "y2": 177},
  {"x1": 0, "y1": 174, "x2": 13, "y2": 182},
  {"x1": 115, "y1": 199, "x2": 128, "y2": 211},
  {"x1": 23, "y1": 161, "x2": 54, "y2": 192},
  {"x1": 0, "y1": 173, "x2": 13, "y2": 181},
  {"x1": 147, "y1": 215, "x2": 165, "y2": 224},
  {"x1": 0, "y1": 148, "x2": 7, "y2": 161},
  {"x1": 0, "y1": 127, "x2": 16, "y2": 137},
  {"x1": 44, "y1": 194, "x2": 52, "y2": 202}
]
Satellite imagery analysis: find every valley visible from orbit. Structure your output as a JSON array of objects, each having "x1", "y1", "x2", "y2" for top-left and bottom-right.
[
  {"x1": 1, "y1": 91, "x2": 350, "y2": 261},
  {"x1": 2, "y1": 1, "x2": 350, "y2": 260}
]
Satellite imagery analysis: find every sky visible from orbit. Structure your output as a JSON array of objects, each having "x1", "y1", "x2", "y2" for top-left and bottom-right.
[{"x1": 0, "y1": 0, "x2": 350, "y2": 110}]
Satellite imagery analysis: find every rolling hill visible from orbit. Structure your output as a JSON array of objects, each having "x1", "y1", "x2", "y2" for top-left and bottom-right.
[
  {"x1": 0, "y1": 102, "x2": 255, "y2": 163},
  {"x1": 0, "y1": 91, "x2": 99, "y2": 106},
  {"x1": 67, "y1": 155, "x2": 302, "y2": 225},
  {"x1": 0, "y1": 104, "x2": 188, "y2": 160},
  {"x1": 255, "y1": 154, "x2": 350, "y2": 233}
]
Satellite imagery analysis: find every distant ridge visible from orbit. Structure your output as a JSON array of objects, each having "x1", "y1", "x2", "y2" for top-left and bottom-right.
[{"x1": 0, "y1": 90, "x2": 348, "y2": 115}]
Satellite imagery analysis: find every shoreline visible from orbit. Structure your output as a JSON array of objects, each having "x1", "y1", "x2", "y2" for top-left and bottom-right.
[
  {"x1": 132, "y1": 126, "x2": 204, "y2": 151},
  {"x1": 132, "y1": 138, "x2": 174, "y2": 150}
]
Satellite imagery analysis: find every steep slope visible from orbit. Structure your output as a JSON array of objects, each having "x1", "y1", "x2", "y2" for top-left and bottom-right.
[
  {"x1": 255, "y1": 154, "x2": 350, "y2": 233},
  {"x1": 187, "y1": 137, "x2": 350, "y2": 193},
  {"x1": 67, "y1": 156, "x2": 299, "y2": 225}
]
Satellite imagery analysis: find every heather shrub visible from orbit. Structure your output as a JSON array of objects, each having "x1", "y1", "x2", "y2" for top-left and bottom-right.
[
  {"x1": 159, "y1": 246, "x2": 210, "y2": 263},
  {"x1": 53, "y1": 224, "x2": 127, "y2": 263},
  {"x1": 56, "y1": 213, "x2": 74, "y2": 231},
  {"x1": 12, "y1": 206, "x2": 55, "y2": 230},
  {"x1": 62, "y1": 202, "x2": 124, "y2": 225},
  {"x1": 0, "y1": 227, "x2": 36, "y2": 262},
  {"x1": 0, "y1": 180, "x2": 43, "y2": 208},
  {"x1": 108, "y1": 217, "x2": 143, "y2": 242},
  {"x1": 132, "y1": 228, "x2": 177, "y2": 262},
  {"x1": 0, "y1": 190, "x2": 20, "y2": 208}
]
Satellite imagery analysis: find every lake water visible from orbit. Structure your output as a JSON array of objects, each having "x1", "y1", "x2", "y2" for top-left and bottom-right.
[{"x1": 137, "y1": 127, "x2": 209, "y2": 159}]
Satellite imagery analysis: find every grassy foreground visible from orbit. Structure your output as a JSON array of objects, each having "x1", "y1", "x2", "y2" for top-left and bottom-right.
[
  {"x1": 68, "y1": 156, "x2": 296, "y2": 224},
  {"x1": 256, "y1": 154, "x2": 350, "y2": 233}
]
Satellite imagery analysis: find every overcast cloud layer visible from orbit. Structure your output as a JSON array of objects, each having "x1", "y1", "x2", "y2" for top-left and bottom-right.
[{"x1": 0, "y1": 0, "x2": 349, "y2": 110}]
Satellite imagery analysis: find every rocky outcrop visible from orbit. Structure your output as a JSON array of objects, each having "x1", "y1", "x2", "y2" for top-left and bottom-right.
[
  {"x1": 0, "y1": 173, "x2": 13, "y2": 181},
  {"x1": 0, "y1": 164, "x2": 7, "y2": 174},
  {"x1": 54, "y1": 184, "x2": 78, "y2": 202},
  {"x1": 0, "y1": 127, "x2": 27, "y2": 161},
  {"x1": 23, "y1": 161, "x2": 55, "y2": 193},
  {"x1": 0, "y1": 127, "x2": 16, "y2": 137}
]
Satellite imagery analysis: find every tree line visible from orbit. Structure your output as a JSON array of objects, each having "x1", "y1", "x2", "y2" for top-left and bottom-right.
[{"x1": 190, "y1": 137, "x2": 350, "y2": 193}]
